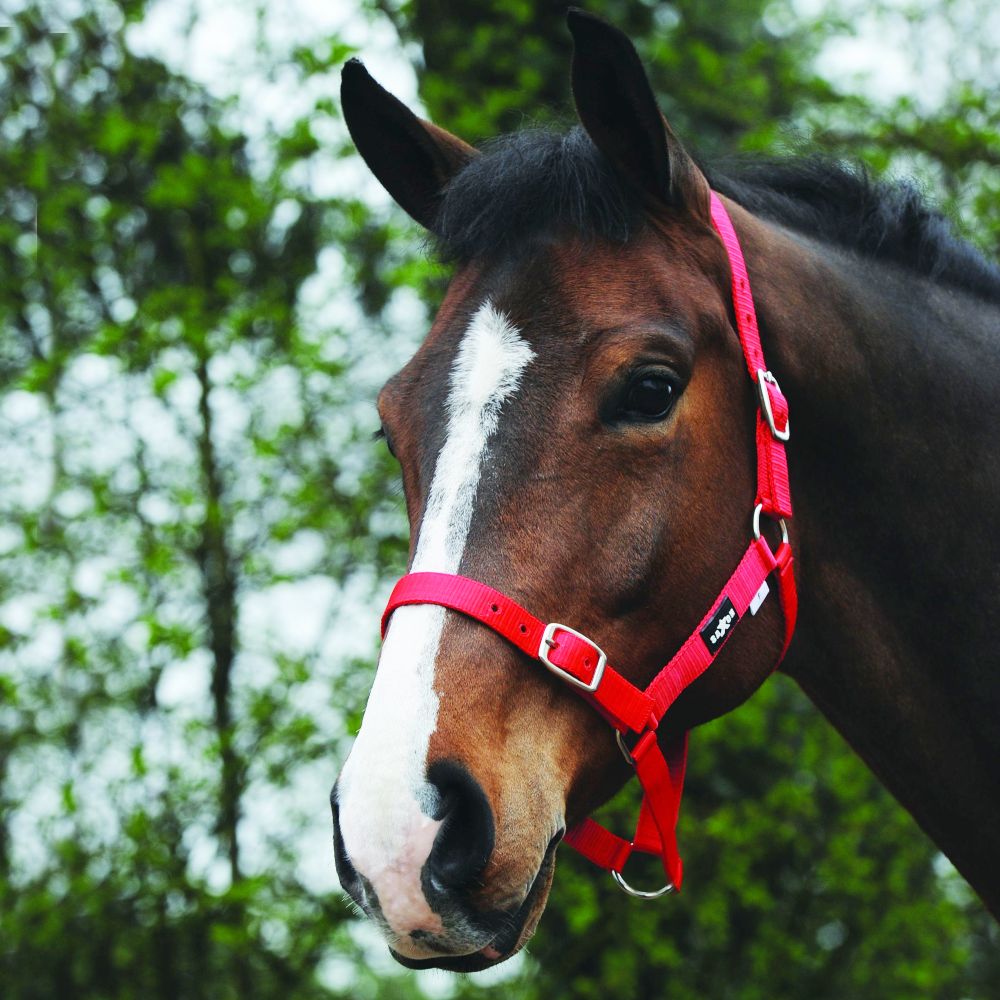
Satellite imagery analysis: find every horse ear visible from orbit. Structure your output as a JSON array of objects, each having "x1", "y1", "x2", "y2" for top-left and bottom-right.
[
  {"x1": 566, "y1": 9, "x2": 710, "y2": 222},
  {"x1": 340, "y1": 59, "x2": 476, "y2": 230}
]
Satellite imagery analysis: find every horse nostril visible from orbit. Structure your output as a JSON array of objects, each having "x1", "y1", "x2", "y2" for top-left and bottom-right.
[
  {"x1": 331, "y1": 785, "x2": 364, "y2": 907},
  {"x1": 425, "y1": 761, "x2": 495, "y2": 894}
]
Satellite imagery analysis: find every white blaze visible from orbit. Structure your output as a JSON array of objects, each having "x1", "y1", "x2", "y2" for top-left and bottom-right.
[{"x1": 337, "y1": 301, "x2": 534, "y2": 941}]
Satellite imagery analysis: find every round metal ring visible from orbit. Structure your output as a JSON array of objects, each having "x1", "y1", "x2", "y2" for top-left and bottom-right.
[
  {"x1": 615, "y1": 730, "x2": 635, "y2": 765},
  {"x1": 752, "y1": 503, "x2": 789, "y2": 546},
  {"x1": 612, "y1": 870, "x2": 676, "y2": 899}
]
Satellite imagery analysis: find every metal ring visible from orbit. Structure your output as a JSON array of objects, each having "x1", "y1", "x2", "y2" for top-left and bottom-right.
[
  {"x1": 615, "y1": 730, "x2": 635, "y2": 765},
  {"x1": 612, "y1": 869, "x2": 676, "y2": 899},
  {"x1": 752, "y1": 503, "x2": 789, "y2": 546}
]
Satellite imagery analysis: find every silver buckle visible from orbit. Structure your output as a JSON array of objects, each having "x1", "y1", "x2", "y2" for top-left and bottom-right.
[
  {"x1": 539, "y1": 623, "x2": 607, "y2": 693},
  {"x1": 756, "y1": 369, "x2": 790, "y2": 442}
]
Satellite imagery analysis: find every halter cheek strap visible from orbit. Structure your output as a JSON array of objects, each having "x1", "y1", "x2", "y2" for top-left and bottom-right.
[{"x1": 380, "y1": 192, "x2": 796, "y2": 897}]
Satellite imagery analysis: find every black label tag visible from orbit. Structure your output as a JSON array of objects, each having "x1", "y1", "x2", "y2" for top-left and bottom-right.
[{"x1": 699, "y1": 596, "x2": 740, "y2": 655}]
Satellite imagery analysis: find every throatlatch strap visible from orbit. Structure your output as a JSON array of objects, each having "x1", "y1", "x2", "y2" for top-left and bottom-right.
[
  {"x1": 710, "y1": 192, "x2": 793, "y2": 520},
  {"x1": 378, "y1": 192, "x2": 797, "y2": 897}
]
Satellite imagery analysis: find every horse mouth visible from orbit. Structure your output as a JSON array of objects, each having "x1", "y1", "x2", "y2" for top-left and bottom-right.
[{"x1": 390, "y1": 832, "x2": 561, "y2": 972}]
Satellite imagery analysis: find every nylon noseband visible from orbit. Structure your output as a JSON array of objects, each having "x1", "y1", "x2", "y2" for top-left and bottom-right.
[{"x1": 381, "y1": 192, "x2": 797, "y2": 897}]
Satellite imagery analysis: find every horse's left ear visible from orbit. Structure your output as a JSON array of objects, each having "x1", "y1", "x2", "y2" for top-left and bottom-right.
[
  {"x1": 341, "y1": 59, "x2": 477, "y2": 230},
  {"x1": 567, "y1": 9, "x2": 710, "y2": 223}
]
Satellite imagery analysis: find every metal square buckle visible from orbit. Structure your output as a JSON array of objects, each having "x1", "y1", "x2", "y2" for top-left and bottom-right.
[
  {"x1": 539, "y1": 622, "x2": 607, "y2": 693},
  {"x1": 756, "y1": 369, "x2": 790, "y2": 442}
]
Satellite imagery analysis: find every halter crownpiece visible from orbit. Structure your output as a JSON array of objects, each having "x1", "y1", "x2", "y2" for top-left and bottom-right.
[{"x1": 381, "y1": 192, "x2": 797, "y2": 897}]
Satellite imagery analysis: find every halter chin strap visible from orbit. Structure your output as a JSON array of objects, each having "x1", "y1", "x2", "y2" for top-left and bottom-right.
[{"x1": 380, "y1": 192, "x2": 796, "y2": 898}]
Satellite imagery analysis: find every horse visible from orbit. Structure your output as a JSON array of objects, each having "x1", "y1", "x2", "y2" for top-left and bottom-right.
[{"x1": 332, "y1": 8, "x2": 1000, "y2": 972}]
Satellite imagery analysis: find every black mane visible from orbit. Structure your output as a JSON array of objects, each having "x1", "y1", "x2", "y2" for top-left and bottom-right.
[{"x1": 434, "y1": 126, "x2": 1000, "y2": 303}]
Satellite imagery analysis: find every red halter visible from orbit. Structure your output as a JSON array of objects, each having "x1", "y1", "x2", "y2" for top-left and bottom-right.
[{"x1": 381, "y1": 193, "x2": 797, "y2": 897}]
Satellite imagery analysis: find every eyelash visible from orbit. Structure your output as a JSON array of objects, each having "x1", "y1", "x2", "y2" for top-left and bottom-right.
[{"x1": 374, "y1": 426, "x2": 396, "y2": 457}]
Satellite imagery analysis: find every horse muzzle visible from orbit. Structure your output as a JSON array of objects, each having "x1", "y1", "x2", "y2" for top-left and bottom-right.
[{"x1": 332, "y1": 761, "x2": 557, "y2": 968}]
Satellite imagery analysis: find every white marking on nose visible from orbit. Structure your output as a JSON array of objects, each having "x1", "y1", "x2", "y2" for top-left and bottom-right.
[{"x1": 337, "y1": 301, "x2": 534, "y2": 940}]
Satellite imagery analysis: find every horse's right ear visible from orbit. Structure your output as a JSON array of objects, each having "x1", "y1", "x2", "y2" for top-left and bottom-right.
[{"x1": 340, "y1": 60, "x2": 476, "y2": 230}]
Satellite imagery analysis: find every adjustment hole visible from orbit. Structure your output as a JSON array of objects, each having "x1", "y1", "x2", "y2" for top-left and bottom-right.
[
  {"x1": 584, "y1": 658, "x2": 591, "y2": 667},
  {"x1": 518, "y1": 624, "x2": 527, "y2": 634},
  {"x1": 490, "y1": 604, "x2": 499, "y2": 613}
]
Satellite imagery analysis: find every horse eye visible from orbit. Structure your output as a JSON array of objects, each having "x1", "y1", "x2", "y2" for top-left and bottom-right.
[{"x1": 620, "y1": 372, "x2": 677, "y2": 422}]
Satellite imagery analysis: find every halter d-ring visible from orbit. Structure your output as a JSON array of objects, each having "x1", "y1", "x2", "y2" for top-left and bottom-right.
[
  {"x1": 752, "y1": 503, "x2": 789, "y2": 546},
  {"x1": 615, "y1": 729, "x2": 636, "y2": 765},
  {"x1": 612, "y1": 869, "x2": 676, "y2": 899}
]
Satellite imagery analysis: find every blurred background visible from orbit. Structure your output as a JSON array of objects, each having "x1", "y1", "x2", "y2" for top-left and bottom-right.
[{"x1": 1, "y1": 0, "x2": 999, "y2": 997}]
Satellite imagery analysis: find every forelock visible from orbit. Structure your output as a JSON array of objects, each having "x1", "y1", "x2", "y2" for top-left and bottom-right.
[{"x1": 432, "y1": 126, "x2": 646, "y2": 263}]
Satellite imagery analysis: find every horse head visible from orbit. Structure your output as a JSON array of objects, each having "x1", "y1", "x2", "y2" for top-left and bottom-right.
[{"x1": 333, "y1": 10, "x2": 794, "y2": 970}]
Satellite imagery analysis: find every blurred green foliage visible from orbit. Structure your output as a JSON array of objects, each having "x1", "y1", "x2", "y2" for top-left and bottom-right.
[{"x1": 1, "y1": 0, "x2": 998, "y2": 998}]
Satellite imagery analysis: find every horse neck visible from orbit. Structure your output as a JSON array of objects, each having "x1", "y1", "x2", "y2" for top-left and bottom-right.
[{"x1": 735, "y1": 205, "x2": 1000, "y2": 917}]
